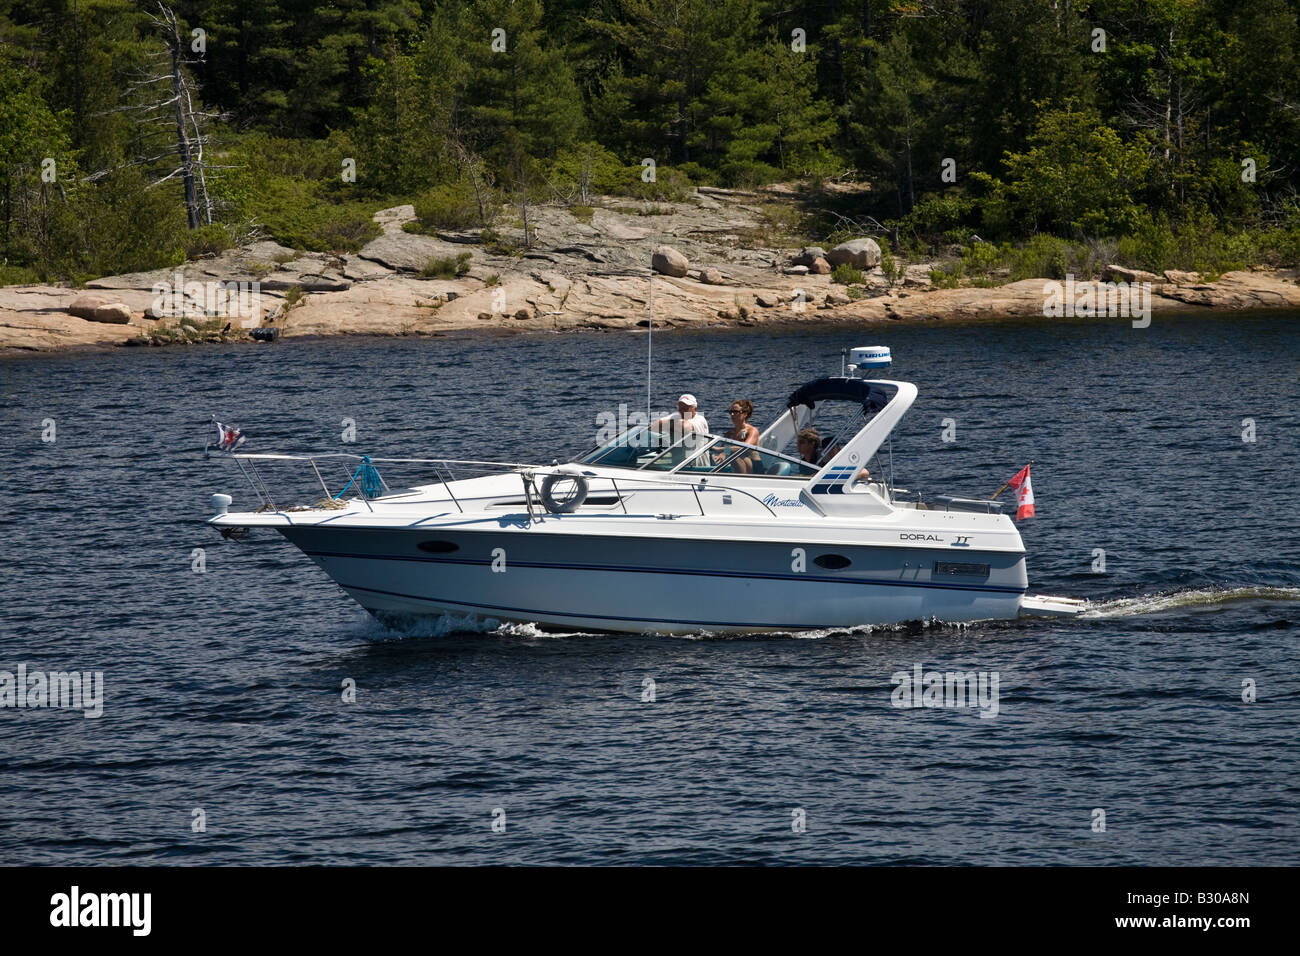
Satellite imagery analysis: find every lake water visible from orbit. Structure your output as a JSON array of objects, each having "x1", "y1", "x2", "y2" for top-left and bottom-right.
[{"x1": 2, "y1": 314, "x2": 1298, "y2": 864}]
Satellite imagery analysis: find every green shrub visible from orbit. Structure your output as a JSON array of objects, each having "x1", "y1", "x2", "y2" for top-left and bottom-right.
[
  {"x1": 53, "y1": 166, "x2": 188, "y2": 279},
  {"x1": 1258, "y1": 226, "x2": 1300, "y2": 267},
  {"x1": 878, "y1": 243, "x2": 905, "y2": 287},
  {"x1": 1113, "y1": 211, "x2": 1255, "y2": 275},
  {"x1": 961, "y1": 241, "x2": 1002, "y2": 277},
  {"x1": 547, "y1": 142, "x2": 626, "y2": 202},
  {"x1": 889, "y1": 193, "x2": 979, "y2": 250},
  {"x1": 208, "y1": 133, "x2": 380, "y2": 253},
  {"x1": 721, "y1": 160, "x2": 781, "y2": 189},
  {"x1": 0, "y1": 263, "x2": 42, "y2": 285},
  {"x1": 831, "y1": 263, "x2": 865, "y2": 284},
  {"x1": 182, "y1": 223, "x2": 234, "y2": 258},
  {"x1": 420, "y1": 252, "x2": 472, "y2": 279},
  {"x1": 618, "y1": 165, "x2": 694, "y2": 203},
  {"x1": 928, "y1": 263, "x2": 964, "y2": 288},
  {"x1": 309, "y1": 206, "x2": 381, "y2": 253},
  {"x1": 568, "y1": 204, "x2": 595, "y2": 222},
  {"x1": 412, "y1": 182, "x2": 483, "y2": 231},
  {"x1": 1006, "y1": 234, "x2": 1072, "y2": 280}
]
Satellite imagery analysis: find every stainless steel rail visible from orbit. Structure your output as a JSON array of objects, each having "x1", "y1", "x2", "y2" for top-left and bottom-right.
[{"x1": 214, "y1": 453, "x2": 780, "y2": 519}]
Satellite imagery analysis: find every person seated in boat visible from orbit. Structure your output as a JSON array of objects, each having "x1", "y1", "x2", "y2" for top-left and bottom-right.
[
  {"x1": 797, "y1": 427, "x2": 870, "y2": 482},
  {"x1": 796, "y1": 428, "x2": 822, "y2": 464},
  {"x1": 712, "y1": 398, "x2": 760, "y2": 473},
  {"x1": 652, "y1": 393, "x2": 710, "y2": 444}
]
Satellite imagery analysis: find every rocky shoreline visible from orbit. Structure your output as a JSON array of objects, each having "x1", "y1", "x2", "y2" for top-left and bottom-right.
[{"x1": 3, "y1": 189, "x2": 1299, "y2": 356}]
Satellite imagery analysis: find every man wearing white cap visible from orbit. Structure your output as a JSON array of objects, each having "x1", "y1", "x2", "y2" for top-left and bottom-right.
[{"x1": 653, "y1": 393, "x2": 709, "y2": 439}]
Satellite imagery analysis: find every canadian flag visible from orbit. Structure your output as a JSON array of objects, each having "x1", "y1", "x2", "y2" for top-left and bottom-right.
[{"x1": 1006, "y1": 463, "x2": 1035, "y2": 521}]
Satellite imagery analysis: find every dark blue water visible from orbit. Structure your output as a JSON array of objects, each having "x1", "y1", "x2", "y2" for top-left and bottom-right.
[{"x1": 2, "y1": 315, "x2": 1298, "y2": 864}]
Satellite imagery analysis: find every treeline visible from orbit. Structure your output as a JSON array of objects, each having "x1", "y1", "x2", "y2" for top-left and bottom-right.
[{"x1": 2, "y1": 0, "x2": 1300, "y2": 283}]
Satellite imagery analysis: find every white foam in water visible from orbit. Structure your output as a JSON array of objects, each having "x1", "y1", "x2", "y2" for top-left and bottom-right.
[
  {"x1": 1082, "y1": 585, "x2": 1300, "y2": 619},
  {"x1": 351, "y1": 609, "x2": 993, "y2": 641},
  {"x1": 352, "y1": 610, "x2": 503, "y2": 640},
  {"x1": 672, "y1": 617, "x2": 976, "y2": 641},
  {"x1": 351, "y1": 609, "x2": 596, "y2": 640}
]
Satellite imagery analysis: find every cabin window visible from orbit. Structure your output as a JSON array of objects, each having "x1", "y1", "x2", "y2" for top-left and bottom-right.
[{"x1": 814, "y1": 554, "x2": 852, "y2": 570}]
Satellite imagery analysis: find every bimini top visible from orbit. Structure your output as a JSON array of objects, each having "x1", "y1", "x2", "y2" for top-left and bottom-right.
[{"x1": 786, "y1": 377, "x2": 892, "y2": 414}]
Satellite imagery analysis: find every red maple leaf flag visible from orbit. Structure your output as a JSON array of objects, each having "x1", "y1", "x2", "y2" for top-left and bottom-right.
[{"x1": 1005, "y1": 463, "x2": 1035, "y2": 521}]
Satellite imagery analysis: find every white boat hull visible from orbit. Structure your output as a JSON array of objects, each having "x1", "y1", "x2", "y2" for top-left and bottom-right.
[{"x1": 280, "y1": 524, "x2": 1027, "y2": 634}]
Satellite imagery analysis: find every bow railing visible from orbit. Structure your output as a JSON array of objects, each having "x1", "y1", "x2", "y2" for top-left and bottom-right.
[{"x1": 210, "y1": 452, "x2": 780, "y2": 519}]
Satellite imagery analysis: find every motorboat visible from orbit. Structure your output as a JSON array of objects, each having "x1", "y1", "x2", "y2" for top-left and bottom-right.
[{"x1": 205, "y1": 346, "x2": 1084, "y2": 633}]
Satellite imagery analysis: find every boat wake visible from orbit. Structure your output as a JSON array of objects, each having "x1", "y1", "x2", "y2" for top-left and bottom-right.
[
  {"x1": 351, "y1": 610, "x2": 594, "y2": 641},
  {"x1": 1080, "y1": 585, "x2": 1300, "y2": 619},
  {"x1": 684, "y1": 617, "x2": 981, "y2": 641},
  {"x1": 348, "y1": 609, "x2": 986, "y2": 642}
]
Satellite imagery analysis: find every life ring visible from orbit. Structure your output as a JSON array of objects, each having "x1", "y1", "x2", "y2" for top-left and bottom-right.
[{"x1": 540, "y1": 467, "x2": 589, "y2": 513}]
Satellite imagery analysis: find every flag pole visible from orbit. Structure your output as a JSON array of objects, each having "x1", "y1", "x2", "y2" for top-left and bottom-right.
[{"x1": 990, "y1": 460, "x2": 1033, "y2": 500}]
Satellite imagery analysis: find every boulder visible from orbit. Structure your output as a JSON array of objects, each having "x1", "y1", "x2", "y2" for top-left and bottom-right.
[
  {"x1": 825, "y1": 292, "x2": 852, "y2": 306},
  {"x1": 514, "y1": 309, "x2": 531, "y2": 320},
  {"x1": 1104, "y1": 265, "x2": 1163, "y2": 285},
  {"x1": 755, "y1": 292, "x2": 781, "y2": 308},
  {"x1": 794, "y1": 246, "x2": 828, "y2": 267},
  {"x1": 67, "y1": 294, "x2": 132, "y2": 324},
  {"x1": 784, "y1": 265, "x2": 810, "y2": 276},
  {"x1": 602, "y1": 220, "x2": 652, "y2": 242},
  {"x1": 92, "y1": 303, "x2": 132, "y2": 324},
  {"x1": 1163, "y1": 269, "x2": 1203, "y2": 285},
  {"x1": 357, "y1": 231, "x2": 466, "y2": 272},
  {"x1": 700, "y1": 268, "x2": 725, "y2": 284},
  {"x1": 827, "y1": 238, "x2": 882, "y2": 270},
  {"x1": 652, "y1": 245, "x2": 689, "y2": 277},
  {"x1": 810, "y1": 256, "x2": 831, "y2": 275},
  {"x1": 260, "y1": 273, "x2": 351, "y2": 293},
  {"x1": 373, "y1": 204, "x2": 417, "y2": 234},
  {"x1": 341, "y1": 256, "x2": 394, "y2": 281}
]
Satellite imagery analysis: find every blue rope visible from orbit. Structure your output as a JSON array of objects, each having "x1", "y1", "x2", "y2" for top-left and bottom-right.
[{"x1": 334, "y1": 456, "x2": 384, "y2": 499}]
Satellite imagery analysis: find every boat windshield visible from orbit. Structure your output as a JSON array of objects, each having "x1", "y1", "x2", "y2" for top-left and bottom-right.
[
  {"x1": 669, "y1": 436, "x2": 820, "y2": 478},
  {"x1": 579, "y1": 425, "x2": 679, "y2": 469},
  {"x1": 579, "y1": 426, "x2": 818, "y2": 478}
]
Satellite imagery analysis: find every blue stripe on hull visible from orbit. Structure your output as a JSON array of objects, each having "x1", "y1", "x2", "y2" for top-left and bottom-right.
[{"x1": 302, "y1": 549, "x2": 1026, "y2": 595}]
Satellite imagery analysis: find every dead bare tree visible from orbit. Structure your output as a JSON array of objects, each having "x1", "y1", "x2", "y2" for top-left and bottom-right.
[
  {"x1": 450, "y1": 138, "x2": 496, "y2": 226},
  {"x1": 86, "y1": 2, "x2": 224, "y2": 226},
  {"x1": 146, "y1": 2, "x2": 209, "y2": 226}
]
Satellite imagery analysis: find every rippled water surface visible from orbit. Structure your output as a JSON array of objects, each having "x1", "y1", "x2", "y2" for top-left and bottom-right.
[{"x1": 2, "y1": 315, "x2": 1298, "y2": 864}]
